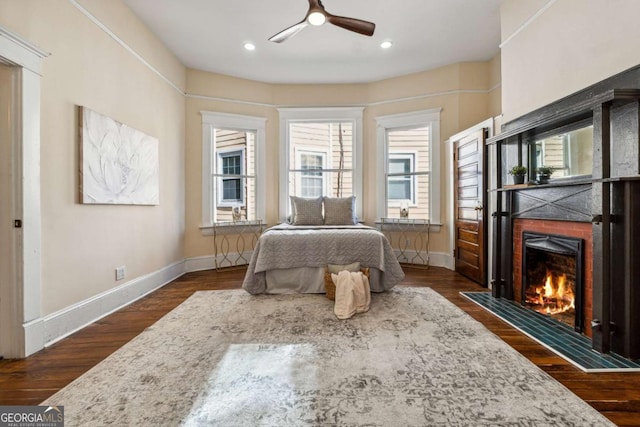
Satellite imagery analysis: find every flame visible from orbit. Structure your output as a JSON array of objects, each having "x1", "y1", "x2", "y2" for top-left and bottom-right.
[{"x1": 525, "y1": 270, "x2": 575, "y2": 316}]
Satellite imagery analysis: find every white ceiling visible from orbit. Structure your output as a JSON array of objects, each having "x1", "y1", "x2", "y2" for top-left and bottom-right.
[{"x1": 123, "y1": 0, "x2": 504, "y2": 85}]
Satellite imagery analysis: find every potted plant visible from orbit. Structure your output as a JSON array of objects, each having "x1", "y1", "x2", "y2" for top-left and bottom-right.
[
  {"x1": 536, "y1": 166, "x2": 554, "y2": 184},
  {"x1": 508, "y1": 165, "x2": 527, "y2": 185}
]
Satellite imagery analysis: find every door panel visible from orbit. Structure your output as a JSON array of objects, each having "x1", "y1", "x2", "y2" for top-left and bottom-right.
[
  {"x1": 0, "y1": 63, "x2": 15, "y2": 356},
  {"x1": 454, "y1": 129, "x2": 487, "y2": 285}
]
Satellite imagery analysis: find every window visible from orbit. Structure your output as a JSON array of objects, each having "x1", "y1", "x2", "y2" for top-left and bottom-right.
[
  {"x1": 376, "y1": 109, "x2": 441, "y2": 224},
  {"x1": 278, "y1": 108, "x2": 363, "y2": 221},
  {"x1": 201, "y1": 111, "x2": 266, "y2": 227}
]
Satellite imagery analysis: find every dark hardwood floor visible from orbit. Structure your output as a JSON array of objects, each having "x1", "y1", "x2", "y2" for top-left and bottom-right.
[{"x1": 1, "y1": 266, "x2": 639, "y2": 426}]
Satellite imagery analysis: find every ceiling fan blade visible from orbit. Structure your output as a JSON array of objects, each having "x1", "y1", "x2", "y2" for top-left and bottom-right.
[
  {"x1": 327, "y1": 14, "x2": 375, "y2": 37},
  {"x1": 269, "y1": 21, "x2": 309, "y2": 43}
]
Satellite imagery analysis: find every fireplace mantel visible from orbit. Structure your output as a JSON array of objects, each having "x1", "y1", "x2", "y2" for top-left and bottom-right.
[{"x1": 488, "y1": 65, "x2": 640, "y2": 359}]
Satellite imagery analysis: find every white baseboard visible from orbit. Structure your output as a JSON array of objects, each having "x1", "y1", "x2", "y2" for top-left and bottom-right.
[
  {"x1": 184, "y1": 255, "x2": 216, "y2": 272},
  {"x1": 30, "y1": 249, "x2": 451, "y2": 355},
  {"x1": 184, "y1": 252, "x2": 253, "y2": 273},
  {"x1": 41, "y1": 260, "x2": 186, "y2": 348},
  {"x1": 391, "y1": 249, "x2": 454, "y2": 270},
  {"x1": 23, "y1": 317, "x2": 44, "y2": 357}
]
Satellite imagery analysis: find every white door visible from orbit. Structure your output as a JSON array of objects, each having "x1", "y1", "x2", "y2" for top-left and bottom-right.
[{"x1": 0, "y1": 62, "x2": 16, "y2": 357}]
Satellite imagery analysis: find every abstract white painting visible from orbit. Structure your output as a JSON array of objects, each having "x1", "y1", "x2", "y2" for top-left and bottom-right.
[{"x1": 80, "y1": 107, "x2": 159, "y2": 205}]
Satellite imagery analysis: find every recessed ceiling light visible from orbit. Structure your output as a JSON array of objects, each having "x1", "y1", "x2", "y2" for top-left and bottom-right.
[
  {"x1": 380, "y1": 40, "x2": 393, "y2": 49},
  {"x1": 244, "y1": 42, "x2": 256, "y2": 51}
]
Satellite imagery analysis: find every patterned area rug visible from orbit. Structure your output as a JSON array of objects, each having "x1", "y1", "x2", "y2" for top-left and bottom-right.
[{"x1": 43, "y1": 288, "x2": 614, "y2": 426}]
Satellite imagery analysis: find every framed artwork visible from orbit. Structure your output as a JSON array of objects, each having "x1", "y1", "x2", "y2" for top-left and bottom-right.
[{"x1": 80, "y1": 106, "x2": 159, "y2": 205}]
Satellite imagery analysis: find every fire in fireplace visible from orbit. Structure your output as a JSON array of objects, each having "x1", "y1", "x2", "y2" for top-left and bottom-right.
[
  {"x1": 522, "y1": 232, "x2": 584, "y2": 332},
  {"x1": 524, "y1": 268, "x2": 575, "y2": 324}
]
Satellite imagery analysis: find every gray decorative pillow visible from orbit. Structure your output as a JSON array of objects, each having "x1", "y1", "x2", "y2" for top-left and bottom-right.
[
  {"x1": 291, "y1": 196, "x2": 324, "y2": 225},
  {"x1": 323, "y1": 196, "x2": 357, "y2": 225}
]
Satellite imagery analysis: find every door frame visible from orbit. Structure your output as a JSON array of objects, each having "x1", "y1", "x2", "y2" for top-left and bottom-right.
[
  {"x1": 0, "y1": 26, "x2": 47, "y2": 358},
  {"x1": 447, "y1": 118, "x2": 494, "y2": 285}
]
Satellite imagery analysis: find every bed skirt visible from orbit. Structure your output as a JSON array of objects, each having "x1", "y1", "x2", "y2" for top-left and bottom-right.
[{"x1": 265, "y1": 267, "x2": 383, "y2": 294}]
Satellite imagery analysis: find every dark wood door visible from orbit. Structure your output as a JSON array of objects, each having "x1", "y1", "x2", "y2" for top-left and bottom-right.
[{"x1": 454, "y1": 129, "x2": 487, "y2": 285}]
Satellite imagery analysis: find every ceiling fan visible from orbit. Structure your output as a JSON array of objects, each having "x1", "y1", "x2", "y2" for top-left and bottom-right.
[{"x1": 269, "y1": 0, "x2": 376, "y2": 43}]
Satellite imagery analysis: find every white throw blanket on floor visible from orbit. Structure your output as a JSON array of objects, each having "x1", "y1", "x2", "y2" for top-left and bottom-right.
[{"x1": 331, "y1": 270, "x2": 371, "y2": 319}]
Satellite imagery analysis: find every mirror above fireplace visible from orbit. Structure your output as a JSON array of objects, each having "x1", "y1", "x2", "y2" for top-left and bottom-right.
[{"x1": 532, "y1": 123, "x2": 593, "y2": 180}]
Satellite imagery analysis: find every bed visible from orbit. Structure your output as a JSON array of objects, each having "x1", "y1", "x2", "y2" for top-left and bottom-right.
[{"x1": 242, "y1": 223, "x2": 405, "y2": 294}]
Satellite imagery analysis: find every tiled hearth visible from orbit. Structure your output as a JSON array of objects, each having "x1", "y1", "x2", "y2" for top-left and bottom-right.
[{"x1": 462, "y1": 292, "x2": 640, "y2": 372}]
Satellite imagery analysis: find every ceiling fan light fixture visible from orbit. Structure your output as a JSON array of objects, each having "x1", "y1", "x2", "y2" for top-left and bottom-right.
[
  {"x1": 380, "y1": 40, "x2": 393, "y2": 49},
  {"x1": 269, "y1": 0, "x2": 375, "y2": 43},
  {"x1": 307, "y1": 11, "x2": 326, "y2": 26},
  {"x1": 243, "y1": 42, "x2": 256, "y2": 51}
]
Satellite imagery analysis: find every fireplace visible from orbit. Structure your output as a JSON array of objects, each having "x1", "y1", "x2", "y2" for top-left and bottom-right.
[
  {"x1": 522, "y1": 232, "x2": 583, "y2": 332},
  {"x1": 489, "y1": 66, "x2": 640, "y2": 358}
]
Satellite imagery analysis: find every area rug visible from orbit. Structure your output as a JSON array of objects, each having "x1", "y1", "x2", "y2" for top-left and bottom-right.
[{"x1": 43, "y1": 288, "x2": 615, "y2": 426}]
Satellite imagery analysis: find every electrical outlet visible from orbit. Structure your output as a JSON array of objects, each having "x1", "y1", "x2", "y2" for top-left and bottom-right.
[{"x1": 115, "y1": 266, "x2": 125, "y2": 281}]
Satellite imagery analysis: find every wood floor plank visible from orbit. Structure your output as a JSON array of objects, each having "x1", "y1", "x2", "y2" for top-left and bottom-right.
[{"x1": 1, "y1": 266, "x2": 639, "y2": 425}]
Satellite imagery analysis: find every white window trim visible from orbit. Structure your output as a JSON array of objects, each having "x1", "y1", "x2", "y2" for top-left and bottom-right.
[
  {"x1": 216, "y1": 147, "x2": 245, "y2": 207},
  {"x1": 376, "y1": 108, "x2": 442, "y2": 225},
  {"x1": 296, "y1": 148, "x2": 328, "y2": 198},
  {"x1": 388, "y1": 152, "x2": 417, "y2": 206},
  {"x1": 201, "y1": 111, "x2": 267, "y2": 228},
  {"x1": 278, "y1": 107, "x2": 364, "y2": 222}
]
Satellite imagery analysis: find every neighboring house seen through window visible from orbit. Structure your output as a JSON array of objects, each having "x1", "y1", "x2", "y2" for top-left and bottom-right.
[
  {"x1": 217, "y1": 149, "x2": 244, "y2": 205},
  {"x1": 387, "y1": 154, "x2": 415, "y2": 203},
  {"x1": 300, "y1": 151, "x2": 325, "y2": 198}
]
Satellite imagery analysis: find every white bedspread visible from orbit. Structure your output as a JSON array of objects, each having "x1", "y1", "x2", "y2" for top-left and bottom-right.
[{"x1": 242, "y1": 224, "x2": 404, "y2": 294}]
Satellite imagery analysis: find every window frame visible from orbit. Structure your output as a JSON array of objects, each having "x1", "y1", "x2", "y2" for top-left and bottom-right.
[
  {"x1": 375, "y1": 108, "x2": 442, "y2": 224},
  {"x1": 278, "y1": 107, "x2": 364, "y2": 222},
  {"x1": 201, "y1": 111, "x2": 266, "y2": 229}
]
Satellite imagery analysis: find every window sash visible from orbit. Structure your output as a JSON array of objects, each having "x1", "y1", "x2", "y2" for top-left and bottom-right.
[{"x1": 221, "y1": 178, "x2": 241, "y2": 201}]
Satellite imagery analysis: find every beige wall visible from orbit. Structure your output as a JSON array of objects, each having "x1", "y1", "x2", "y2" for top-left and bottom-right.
[
  {"x1": 0, "y1": 0, "x2": 186, "y2": 315},
  {"x1": 185, "y1": 61, "x2": 499, "y2": 259},
  {"x1": 500, "y1": 0, "x2": 640, "y2": 122},
  {"x1": 1, "y1": 0, "x2": 501, "y2": 320}
]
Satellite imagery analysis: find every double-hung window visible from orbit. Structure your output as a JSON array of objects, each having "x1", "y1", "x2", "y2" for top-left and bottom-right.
[
  {"x1": 201, "y1": 111, "x2": 266, "y2": 227},
  {"x1": 376, "y1": 109, "x2": 441, "y2": 224},
  {"x1": 278, "y1": 108, "x2": 363, "y2": 221}
]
